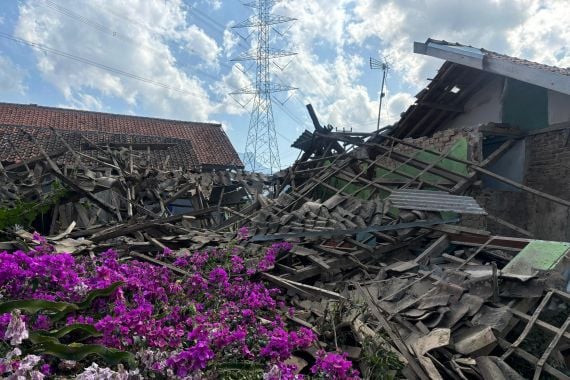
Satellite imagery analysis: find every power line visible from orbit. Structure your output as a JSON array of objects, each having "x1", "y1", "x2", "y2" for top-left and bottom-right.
[
  {"x1": 36, "y1": 0, "x2": 230, "y2": 79},
  {"x1": 0, "y1": 32, "x2": 206, "y2": 97},
  {"x1": 11, "y1": 1, "x2": 308, "y2": 137},
  {"x1": 231, "y1": 0, "x2": 297, "y2": 173},
  {"x1": 39, "y1": 0, "x2": 304, "y2": 129},
  {"x1": 94, "y1": 0, "x2": 351, "y2": 130}
]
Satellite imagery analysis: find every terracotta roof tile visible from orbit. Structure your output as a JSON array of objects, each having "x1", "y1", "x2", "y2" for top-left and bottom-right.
[
  {"x1": 0, "y1": 125, "x2": 205, "y2": 170},
  {"x1": 0, "y1": 102, "x2": 243, "y2": 169}
]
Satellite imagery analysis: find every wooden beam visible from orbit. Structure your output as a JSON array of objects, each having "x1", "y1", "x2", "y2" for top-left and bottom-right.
[
  {"x1": 451, "y1": 139, "x2": 515, "y2": 194},
  {"x1": 414, "y1": 234, "x2": 448, "y2": 264},
  {"x1": 473, "y1": 166, "x2": 570, "y2": 208},
  {"x1": 417, "y1": 100, "x2": 463, "y2": 113},
  {"x1": 497, "y1": 338, "x2": 570, "y2": 380},
  {"x1": 485, "y1": 213, "x2": 534, "y2": 238}
]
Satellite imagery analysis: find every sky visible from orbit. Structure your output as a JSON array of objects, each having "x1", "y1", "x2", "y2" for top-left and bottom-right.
[{"x1": 0, "y1": 0, "x2": 569, "y2": 170}]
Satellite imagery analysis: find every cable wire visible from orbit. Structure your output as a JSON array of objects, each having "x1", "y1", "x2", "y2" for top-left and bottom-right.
[{"x1": 0, "y1": 32, "x2": 205, "y2": 97}]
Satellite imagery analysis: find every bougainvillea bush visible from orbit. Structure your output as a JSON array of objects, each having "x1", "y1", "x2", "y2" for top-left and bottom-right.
[{"x1": 0, "y1": 233, "x2": 360, "y2": 379}]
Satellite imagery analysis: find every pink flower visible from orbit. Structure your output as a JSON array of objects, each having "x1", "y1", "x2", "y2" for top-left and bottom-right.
[
  {"x1": 237, "y1": 226, "x2": 249, "y2": 241},
  {"x1": 311, "y1": 351, "x2": 360, "y2": 380}
]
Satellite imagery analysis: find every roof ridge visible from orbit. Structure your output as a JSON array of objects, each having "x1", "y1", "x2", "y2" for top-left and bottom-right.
[
  {"x1": 424, "y1": 38, "x2": 569, "y2": 74},
  {"x1": 0, "y1": 101, "x2": 223, "y2": 128}
]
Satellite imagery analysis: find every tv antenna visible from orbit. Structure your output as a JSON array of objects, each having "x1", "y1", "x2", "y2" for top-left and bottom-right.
[{"x1": 370, "y1": 57, "x2": 390, "y2": 131}]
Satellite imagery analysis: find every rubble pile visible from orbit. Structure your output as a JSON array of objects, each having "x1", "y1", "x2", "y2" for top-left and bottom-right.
[{"x1": 2, "y1": 115, "x2": 570, "y2": 379}]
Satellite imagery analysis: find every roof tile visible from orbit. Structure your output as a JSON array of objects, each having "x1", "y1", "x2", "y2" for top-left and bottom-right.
[{"x1": 0, "y1": 102, "x2": 243, "y2": 169}]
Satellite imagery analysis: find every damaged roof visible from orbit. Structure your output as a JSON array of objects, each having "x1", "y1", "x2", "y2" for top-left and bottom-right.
[
  {"x1": 0, "y1": 102, "x2": 243, "y2": 169},
  {"x1": 392, "y1": 39, "x2": 570, "y2": 139},
  {"x1": 414, "y1": 39, "x2": 570, "y2": 94}
]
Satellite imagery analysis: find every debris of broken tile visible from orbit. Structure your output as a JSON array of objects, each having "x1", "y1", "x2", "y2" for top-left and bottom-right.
[{"x1": 4, "y1": 122, "x2": 570, "y2": 379}]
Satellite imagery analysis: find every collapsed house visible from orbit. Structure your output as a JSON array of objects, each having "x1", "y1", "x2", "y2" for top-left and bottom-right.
[
  {"x1": 3, "y1": 42, "x2": 570, "y2": 379},
  {"x1": 0, "y1": 102, "x2": 265, "y2": 233}
]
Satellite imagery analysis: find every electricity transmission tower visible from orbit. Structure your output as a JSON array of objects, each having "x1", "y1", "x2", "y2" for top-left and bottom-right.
[
  {"x1": 370, "y1": 57, "x2": 390, "y2": 130},
  {"x1": 231, "y1": 0, "x2": 296, "y2": 173}
]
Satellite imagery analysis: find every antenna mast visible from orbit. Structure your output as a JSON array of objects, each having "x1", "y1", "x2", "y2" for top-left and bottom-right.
[
  {"x1": 231, "y1": 0, "x2": 296, "y2": 173},
  {"x1": 370, "y1": 57, "x2": 390, "y2": 131}
]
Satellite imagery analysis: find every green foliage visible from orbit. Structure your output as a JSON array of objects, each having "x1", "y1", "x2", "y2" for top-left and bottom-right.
[
  {"x1": 76, "y1": 282, "x2": 123, "y2": 310},
  {"x1": 360, "y1": 337, "x2": 404, "y2": 380},
  {"x1": 0, "y1": 181, "x2": 69, "y2": 230},
  {"x1": 29, "y1": 324, "x2": 102, "y2": 344},
  {"x1": 34, "y1": 341, "x2": 135, "y2": 366},
  {"x1": 0, "y1": 282, "x2": 133, "y2": 366},
  {"x1": 0, "y1": 299, "x2": 78, "y2": 315},
  {"x1": 215, "y1": 361, "x2": 265, "y2": 379},
  {"x1": 0, "y1": 282, "x2": 123, "y2": 321}
]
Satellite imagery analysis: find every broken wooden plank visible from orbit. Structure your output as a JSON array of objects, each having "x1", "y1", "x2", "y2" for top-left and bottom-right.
[
  {"x1": 251, "y1": 217, "x2": 460, "y2": 242},
  {"x1": 415, "y1": 234, "x2": 448, "y2": 264},
  {"x1": 355, "y1": 283, "x2": 431, "y2": 380},
  {"x1": 485, "y1": 213, "x2": 534, "y2": 238},
  {"x1": 502, "y1": 291, "x2": 553, "y2": 360},
  {"x1": 533, "y1": 315, "x2": 570, "y2": 380},
  {"x1": 128, "y1": 251, "x2": 190, "y2": 277},
  {"x1": 497, "y1": 338, "x2": 570, "y2": 380}
]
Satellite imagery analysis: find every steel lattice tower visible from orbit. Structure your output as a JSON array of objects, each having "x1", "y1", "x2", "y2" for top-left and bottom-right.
[{"x1": 231, "y1": 0, "x2": 296, "y2": 173}]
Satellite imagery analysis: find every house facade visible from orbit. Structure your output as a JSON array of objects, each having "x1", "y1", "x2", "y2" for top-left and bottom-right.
[{"x1": 389, "y1": 39, "x2": 570, "y2": 240}]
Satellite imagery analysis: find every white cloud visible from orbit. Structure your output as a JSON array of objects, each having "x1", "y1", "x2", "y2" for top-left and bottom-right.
[
  {"x1": 385, "y1": 91, "x2": 415, "y2": 125},
  {"x1": 210, "y1": 63, "x2": 253, "y2": 116},
  {"x1": 59, "y1": 92, "x2": 104, "y2": 112},
  {"x1": 206, "y1": 0, "x2": 222, "y2": 11},
  {"x1": 8, "y1": 0, "x2": 570, "y2": 146},
  {"x1": 274, "y1": 0, "x2": 354, "y2": 51},
  {"x1": 222, "y1": 29, "x2": 240, "y2": 58},
  {"x1": 267, "y1": 0, "x2": 380, "y2": 131},
  {"x1": 346, "y1": 0, "x2": 569, "y2": 87},
  {"x1": 506, "y1": 1, "x2": 570, "y2": 68},
  {"x1": 0, "y1": 55, "x2": 27, "y2": 94},
  {"x1": 182, "y1": 25, "x2": 221, "y2": 64},
  {"x1": 15, "y1": 0, "x2": 219, "y2": 121}
]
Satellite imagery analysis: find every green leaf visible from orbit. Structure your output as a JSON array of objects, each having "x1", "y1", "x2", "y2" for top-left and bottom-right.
[
  {"x1": 52, "y1": 281, "x2": 124, "y2": 321},
  {"x1": 0, "y1": 300, "x2": 77, "y2": 315},
  {"x1": 217, "y1": 361, "x2": 264, "y2": 371},
  {"x1": 28, "y1": 333, "x2": 59, "y2": 345},
  {"x1": 29, "y1": 323, "x2": 101, "y2": 344},
  {"x1": 34, "y1": 341, "x2": 135, "y2": 366},
  {"x1": 76, "y1": 281, "x2": 123, "y2": 310}
]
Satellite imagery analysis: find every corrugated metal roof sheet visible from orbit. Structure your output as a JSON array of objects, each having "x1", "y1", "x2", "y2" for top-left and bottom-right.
[{"x1": 388, "y1": 189, "x2": 487, "y2": 214}]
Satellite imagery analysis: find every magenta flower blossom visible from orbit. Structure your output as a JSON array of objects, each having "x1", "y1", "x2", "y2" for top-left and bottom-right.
[
  {"x1": 167, "y1": 340, "x2": 214, "y2": 376},
  {"x1": 0, "y1": 238, "x2": 330, "y2": 378},
  {"x1": 237, "y1": 226, "x2": 249, "y2": 241},
  {"x1": 258, "y1": 242, "x2": 293, "y2": 272},
  {"x1": 311, "y1": 351, "x2": 360, "y2": 379},
  {"x1": 208, "y1": 267, "x2": 229, "y2": 285}
]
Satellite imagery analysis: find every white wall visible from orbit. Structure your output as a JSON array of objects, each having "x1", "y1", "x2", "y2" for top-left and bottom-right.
[
  {"x1": 548, "y1": 90, "x2": 570, "y2": 125},
  {"x1": 441, "y1": 76, "x2": 504, "y2": 130}
]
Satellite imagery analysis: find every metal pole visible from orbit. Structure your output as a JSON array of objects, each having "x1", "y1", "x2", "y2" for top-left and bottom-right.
[
  {"x1": 376, "y1": 65, "x2": 387, "y2": 131},
  {"x1": 370, "y1": 57, "x2": 390, "y2": 131}
]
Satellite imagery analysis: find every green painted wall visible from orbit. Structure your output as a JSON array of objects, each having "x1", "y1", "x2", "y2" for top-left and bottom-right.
[
  {"x1": 502, "y1": 78, "x2": 549, "y2": 131},
  {"x1": 374, "y1": 137, "x2": 469, "y2": 184},
  {"x1": 318, "y1": 137, "x2": 469, "y2": 204}
]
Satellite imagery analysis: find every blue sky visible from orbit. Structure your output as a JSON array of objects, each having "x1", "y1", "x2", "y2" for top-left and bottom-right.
[{"x1": 0, "y1": 0, "x2": 569, "y2": 170}]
